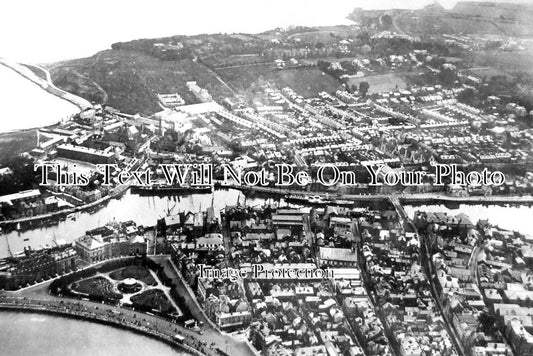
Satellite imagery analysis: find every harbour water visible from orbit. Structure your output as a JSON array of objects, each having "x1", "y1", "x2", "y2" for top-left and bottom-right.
[
  {"x1": 0, "y1": 189, "x2": 271, "y2": 258},
  {"x1": 0, "y1": 311, "x2": 188, "y2": 356},
  {"x1": 3, "y1": 187, "x2": 533, "y2": 257}
]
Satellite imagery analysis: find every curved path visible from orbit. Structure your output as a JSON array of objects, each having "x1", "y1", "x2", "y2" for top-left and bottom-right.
[
  {"x1": 0, "y1": 295, "x2": 205, "y2": 356},
  {"x1": 0, "y1": 57, "x2": 92, "y2": 110},
  {"x1": 3, "y1": 255, "x2": 257, "y2": 356}
]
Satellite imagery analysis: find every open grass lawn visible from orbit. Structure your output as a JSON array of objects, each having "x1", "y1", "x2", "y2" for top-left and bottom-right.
[
  {"x1": 397, "y1": 13, "x2": 525, "y2": 37},
  {"x1": 287, "y1": 30, "x2": 347, "y2": 45},
  {"x1": 471, "y1": 50, "x2": 533, "y2": 74},
  {"x1": 464, "y1": 67, "x2": 514, "y2": 82},
  {"x1": 109, "y1": 266, "x2": 157, "y2": 286},
  {"x1": 270, "y1": 68, "x2": 342, "y2": 97},
  {"x1": 20, "y1": 64, "x2": 47, "y2": 81},
  {"x1": 218, "y1": 65, "x2": 342, "y2": 98},
  {"x1": 131, "y1": 289, "x2": 175, "y2": 314},
  {"x1": 439, "y1": 17, "x2": 503, "y2": 35},
  {"x1": 0, "y1": 130, "x2": 37, "y2": 164},
  {"x1": 346, "y1": 72, "x2": 407, "y2": 94},
  {"x1": 71, "y1": 276, "x2": 122, "y2": 300}
]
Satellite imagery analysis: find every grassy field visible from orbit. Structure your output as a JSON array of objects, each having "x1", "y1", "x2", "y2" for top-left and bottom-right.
[
  {"x1": 257, "y1": 25, "x2": 357, "y2": 43},
  {"x1": 218, "y1": 65, "x2": 342, "y2": 98},
  {"x1": 0, "y1": 130, "x2": 37, "y2": 164},
  {"x1": 463, "y1": 66, "x2": 514, "y2": 81},
  {"x1": 346, "y1": 72, "x2": 407, "y2": 94},
  {"x1": 439, "y1": 17, "x2": 504, "y2": 35},
  {"x1": 287, "y1": 30, "x2": 348, "y2": 45},
  {"x1": 471, "y1": 50, "x2": 533, "y2": 74},
  {"x1": 397, "y1": 1, "x2": 533, "y2": 37},
  {"x1": 20, "y1": 64, "x2": 47, "y2": 81},
  {"x1": 452, "y1": 1, "x2": 533, "y2": 23},
  {"x1": 49, "y1": 49, "x2": 234, "y2": 115}
]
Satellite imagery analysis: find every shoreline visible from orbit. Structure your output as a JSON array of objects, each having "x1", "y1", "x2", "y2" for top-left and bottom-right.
[
  {"x1": 0, "y1": 57, "x2": 92, "y2": 111},
  {"x1": 0, "y1": 299, "x2": 204, "y2": 356}
]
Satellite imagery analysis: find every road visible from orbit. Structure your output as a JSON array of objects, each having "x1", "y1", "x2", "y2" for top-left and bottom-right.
[
  {"x1": 31, "y1": 62, "x2": 108, "y2": 104},
  {"x1": 213, "y1": 61, "x2": 276, "y2": 70},
  {"x1": 0, "y1": 294, "x2": 208, "y2": 356},
  {"x1": 392, "y1": 11, "x2": 410, "y2": 36},
  {"x1": 152, "y1": 255, "x2": 258, "y2": 356},
  {"x1": 391, "y1": 197, "x2": 466, "y2": 356},
  {"x1": 195, "y1": 59, "x2": 237, "y2": 96},
  {"x1": 0, "y1": 57, "x2": 92, "y2": 110},
  {"x1": 3, "y1": 255, "x2": 257, "y2": 356}
]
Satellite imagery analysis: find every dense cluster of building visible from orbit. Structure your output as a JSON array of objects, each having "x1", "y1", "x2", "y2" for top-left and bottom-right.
[
  {"x1": 2, "y1": 11, "x2": 533, "y2": 356},
  {"x1": 0, "y1": 244, "x2": 77, "y2": 290},
  {"x1": 358, "y1": 208, "x2": 459, "y2": 356},
  {"x1": 414, "y1": 211, "x2": 514, "y2": 355},
  {"x1": 475, "y1": 222, "x2": 533, "y2": 355}
]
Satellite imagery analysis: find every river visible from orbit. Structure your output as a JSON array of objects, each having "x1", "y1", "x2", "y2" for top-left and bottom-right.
[
  {"x1": 0, "y1": 64, "x2": 80, "y2": 132},
  {"x1": 0, "y1": 189, "x2": 273, "y2": 258},
  {"x1": 0, "y1": 311, "x2": 187, "y2": 356}
]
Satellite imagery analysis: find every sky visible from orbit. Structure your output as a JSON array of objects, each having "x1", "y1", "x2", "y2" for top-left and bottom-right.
[{"x1": 1, "y1": 0, "x2": 532, "y2": 64}]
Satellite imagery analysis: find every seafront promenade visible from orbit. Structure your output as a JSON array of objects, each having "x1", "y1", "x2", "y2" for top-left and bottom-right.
[
  {"x1": 0, "y1": 254, "x2": 258, "y2": 356},
  {"x1": 0, "y1": 295, "x2": 212, "y2": 356}
]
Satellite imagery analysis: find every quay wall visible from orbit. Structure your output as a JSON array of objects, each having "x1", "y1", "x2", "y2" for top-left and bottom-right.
[{"x1": 0, "y1": 182, "x2": 130, "y2": 229}]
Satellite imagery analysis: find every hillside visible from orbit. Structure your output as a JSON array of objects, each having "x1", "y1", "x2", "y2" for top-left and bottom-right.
[
  {"x1": 48, "y1": 49, "x2": 234, "y2": 115},
  {"x1": 353, "y1": 1, "x2": 533, "y2": 37},
  {"x1": 45, "y1": 27, "x2": 355, "y2": 115},
  {"x1": 45, "y1": 1, "x2": 533, "y2": 116},
  {"x1": 451, "y1": 1, "x2": 533, "y2": 22}
]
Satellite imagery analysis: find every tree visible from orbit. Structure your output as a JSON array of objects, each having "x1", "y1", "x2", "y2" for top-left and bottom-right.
[
  {"x1": 0, "y1": 155, "x2": 38, "y2": 195},
  {"x1": 439, "y1": 66, "x2": 457, "y2": 86},
  {"x1": 478, "y1": 312, "x2": 496, "y2": 334},
  {"x1": 228, "y1": 138, "x2": 243, "y2": 153},
  {"x1": 457, "y1": 88, "x2": 476, "y2": 106},
  {"x1": 359, "y1": 81, "x2": 370, "y2": 96},
  {"x1": 381, "y1": 14, "x2": 393, "y2": 29}
]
